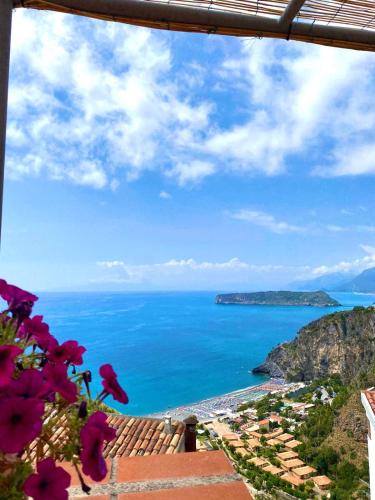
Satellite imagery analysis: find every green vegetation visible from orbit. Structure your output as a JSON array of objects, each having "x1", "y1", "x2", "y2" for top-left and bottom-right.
[
  {"x1": 216, "y1": 291, "x2": 341, "y2": 306},
  {"x1": 291, "y1": 377, "x2": 368, "y2": 499}
]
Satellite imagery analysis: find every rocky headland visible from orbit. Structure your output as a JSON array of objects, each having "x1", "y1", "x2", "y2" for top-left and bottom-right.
[
  {"x1": 252, "y1": 306, "x2": 375, "y2": 382},
  {"x1": 216, "y1": 290, "x2": 340, "y2": 307}
]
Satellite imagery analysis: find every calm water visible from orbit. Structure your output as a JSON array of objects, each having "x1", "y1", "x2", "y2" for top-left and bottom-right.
[{"x1": 34, "y1": 291, "x2": 375, "y2": 415}]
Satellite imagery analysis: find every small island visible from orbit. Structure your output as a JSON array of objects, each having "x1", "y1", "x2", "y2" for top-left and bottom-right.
[{"x1": 215, "y1": 291, "x2": 341, "y2": 307}]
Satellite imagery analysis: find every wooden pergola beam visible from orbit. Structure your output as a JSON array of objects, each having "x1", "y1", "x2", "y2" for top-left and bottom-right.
[
  {"x1": 14, "y1": 0, "x2": 375, "y2": 52},
  {"x1": 278, "y1": 0, "x2": 307, "y2": 27},
  {"x1": 0, "y1": 0, "x2": 13, "y2": 247}
]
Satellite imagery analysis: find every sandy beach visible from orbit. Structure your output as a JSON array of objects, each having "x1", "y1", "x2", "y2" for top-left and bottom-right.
[{"x1": 149, "y1": 379, "x2": 294, "y2": 421}]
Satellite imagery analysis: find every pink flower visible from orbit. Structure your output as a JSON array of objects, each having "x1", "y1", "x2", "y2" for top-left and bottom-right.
[
  {"x1": 48, "y1": 340, "x2": 86, "y2": 366},
  {"x1": 0, "y1": 279, "x2": 38, "y2": 320},
  {"x1": 19, "y1": 315, "x2": 57, "y2": 351},
  {"x1": 42, "y1": 363, "x2": 77, "y2": 403},
  {"x1": 0, "y1": 396, "x2": 44, "y2": 453},
  {"x1": 80, "y1": 411, "x2": 116, "y2": 481},
  {"x1": 23, "y1": 457, "x2": 70, "y2": 500},
  {"x1": 99, "y1": 364, "x2": 128, "y2": 404},
  {"x1": 0, "y1": 344, "x2": 23, "y2": 387},
  {"x1": 9, "y1": 368, "x2": 50, "y2": 399}
]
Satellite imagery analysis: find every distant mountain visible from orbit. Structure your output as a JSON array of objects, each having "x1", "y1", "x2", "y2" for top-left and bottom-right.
[
  {"x1": 215, "y1": 291, "x2": 341, "y2": 307},
  {"x1": 289, "y1": 272, "x2": 355, "y2": 291},
  {"x1": 335, "y1": 267, "x2": 375, "y2": 293}
]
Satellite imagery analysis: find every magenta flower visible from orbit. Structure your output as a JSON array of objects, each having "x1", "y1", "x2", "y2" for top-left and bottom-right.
[
  {"x1": 19, "y1": 315, "x2": 56, "y2": 351},
  {"x1": 0, "y1": 344, "x2": 23, "y2": 387},
  {"x1": 0, "y1": 279, "x2": 38, "y2": 320},
  {"x1": 43, "y1": 363, "x2": 77, "y2": 403},
  {"x1": 0, "y1": 396, "x2": 44, "y2": 453},
  {"x1": 23, "y1": 457, "x2": 71, "y2": 500},
  {"x1": 48, "y1": 340, "x2": 86, "y2": 366},
  {"x1": 99, "y1": 364, "x2": 128, "y2": 404},
  {"x1": 9, "y1": 368, "x2": 50, "y2": 399},
  {"x1": 80, "y1": 411, "x2": 116, "y2": 481}
]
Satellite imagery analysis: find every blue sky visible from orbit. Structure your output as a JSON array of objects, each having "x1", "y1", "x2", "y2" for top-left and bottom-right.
[{"x1": 1, "y1": 9, "x2": 375, "y2": 291}]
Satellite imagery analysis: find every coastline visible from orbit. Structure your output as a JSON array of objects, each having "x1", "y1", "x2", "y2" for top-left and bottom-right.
[{"x1": 148, "y1": 378, "x2": 298, "y2": 421}]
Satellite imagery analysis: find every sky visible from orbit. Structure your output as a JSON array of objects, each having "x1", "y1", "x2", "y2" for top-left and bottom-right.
[{"x1": 1, "y1": 9, "x2": 375, "y2": 291}]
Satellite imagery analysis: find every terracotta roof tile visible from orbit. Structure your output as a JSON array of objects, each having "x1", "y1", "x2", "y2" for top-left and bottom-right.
[{"x1": 24, "y1": 408, "x2": 185, "y2": 463}]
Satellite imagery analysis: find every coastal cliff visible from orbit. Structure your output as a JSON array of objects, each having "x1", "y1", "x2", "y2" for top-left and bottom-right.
[
  {"x1": 216, "y1": 291, "x2": 340, "y2": 307},
  {"x1": 253, "y1": 306, "x2": 375, "y2": 382}
]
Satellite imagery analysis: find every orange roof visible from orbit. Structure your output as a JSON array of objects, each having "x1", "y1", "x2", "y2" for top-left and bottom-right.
[
  {"x1": 263, "y1": 465, "x2": 283, "y2": 476},
  {"x1": 312, "y1": 475, "x2": 332, "y2": 486},
  {"x1": 281, "y1": 473, "x2": 305, "y2": 487},
  {"x1": 68, "y1": 451, "x2": 253, "y2": 499},
  {"x1": 26, "y1": 410, "x2": 185, "y2": 462},
  {"x1": 277, "y1": 433, "x2": 294, "y2": 442},
  {"x1": 293, "y1": 466, "x2": 316, "y2": 477},
  {"x1": 247, "y1": 438, "x2": 260, "y2": 448},
  {"x1": 280, "y1": 458, "x2": 305, "y2": 469},
  {"x1": 277, "y1": 451, "x2": 298, "y2": 460},
  {"x1": 266, "y1": 438, "x2": 282, "y2": 446},
  {"x1": 222, "y1": 433, "x2": 240, "y2": 441},
  {"x1": 249, "y1": 457, "x2": 269, "y2": 467},
  {"x1": 285, "y1": 439, "x2": 302, "y2": 449},
  {"x1": 265, "y1": 429, "x2": 283, "y2": 439}
]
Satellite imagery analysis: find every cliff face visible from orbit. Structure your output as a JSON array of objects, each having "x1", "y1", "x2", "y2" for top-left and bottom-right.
[{"x1": 253, "y1": 307, "x2": 375, "y2": 382}]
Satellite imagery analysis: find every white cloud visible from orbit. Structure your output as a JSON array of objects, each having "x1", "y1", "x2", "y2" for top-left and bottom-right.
[
  {"x1": 204, "y1": 40, "x2": 375, "y2": 177},
  {"x1": 9, "y1": 11, "x2": 375, "y2": 192},
  {"x1": 310, "y1": 244, "x2": 375, "y2": 276},
  {"x1": 230, "y1": 209, "x2": 305, "y2": 234},
  {"x1": 166, "y1": 161, "x2": 215, "y2": 186},
  {"x1": 8, "y1": 11, "x2": 212, "y2": 188},
  {"x1": 159, "y1": 191, "x2": 171, "y2": 199}
]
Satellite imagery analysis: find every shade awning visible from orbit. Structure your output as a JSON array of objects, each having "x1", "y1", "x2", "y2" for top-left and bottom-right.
[{"x1": 13, "y1": 0, "x2": 375, "y2": 51}]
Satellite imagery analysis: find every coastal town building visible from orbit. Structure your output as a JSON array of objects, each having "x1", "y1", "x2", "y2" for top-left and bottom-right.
[
  {"x1": 293, "y1": 466, "x2": 317, "y2": 479},
  {"x1": 312, "y1": 475, "x2": 332, "y2": 492},
  {"x1": 361, "y1": 389, "x2": 375, "y2": 499}
]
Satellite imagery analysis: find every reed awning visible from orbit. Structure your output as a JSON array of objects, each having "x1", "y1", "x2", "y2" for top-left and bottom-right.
[{"x1": 13, "y1": 0, "x2": 375, "y2": 52}]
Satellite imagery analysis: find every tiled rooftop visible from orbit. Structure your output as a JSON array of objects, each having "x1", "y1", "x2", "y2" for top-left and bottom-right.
[
  {"x1": 68, "y1": 450, "x2": 253, "y2": 499},
  {"x1": 25, "y1": 410, "x2": 185, "y2": 462},
  {"x1": 312, "y1": 475, "x2": 332, "y2": 487},
  {"x1": 280, "y1": 473, "x2": 304, "y2": 487},
  {"x1": 293, "y1": 465, "x2": 316, "y2": 477},
  {"x1": 103, "y1": 415, "x2": 185, "y2": 457},
  {"x1": 285, "y1": 439, "x2": 302, "y2": 449},
  {"x1": 276, "y1": 451, "x2": 298, "y2": 460}
]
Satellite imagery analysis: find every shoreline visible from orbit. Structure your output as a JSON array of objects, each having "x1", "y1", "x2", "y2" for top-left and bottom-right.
[{"x1": 148, "y1": 378, "x2": 298, "y2": 421}]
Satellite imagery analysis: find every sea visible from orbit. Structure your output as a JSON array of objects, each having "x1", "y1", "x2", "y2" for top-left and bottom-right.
[{"x1": 33, "y1": 291, "x2": 375, "y2": 416}]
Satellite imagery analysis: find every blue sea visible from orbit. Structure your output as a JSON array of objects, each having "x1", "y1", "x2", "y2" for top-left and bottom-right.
[{"x1": 34, "y1": 292, "x2": 375, "y2": 416}]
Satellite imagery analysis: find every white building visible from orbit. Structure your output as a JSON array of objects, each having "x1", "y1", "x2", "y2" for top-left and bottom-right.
[{"x1": 361, "y1": 389, "x2": 375, "y2": 499}]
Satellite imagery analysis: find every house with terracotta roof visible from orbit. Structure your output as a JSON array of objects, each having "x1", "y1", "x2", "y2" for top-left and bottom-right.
[
  {"x1": 263, "y1": 465, "x2": 284, "y2": 477},
  {"x1": 248, "y1": 457, "x2": 269, "y2": 468},
  {"x1": 277, "y1": 432, "x2": 294, "y2": 443},
  {"x1": 276, "y1": 451, "x2": 299, "y2": 460},
  {"x1": 66, "y1": 450, "x2": 253, "y2": 499},
  {"x1": 361, "y1": 388, "x2": 375, "y2": 499},
  {"x1": 280, "y1": 458, "x2": 305, "y2": 470},
  {"x1": 285, "y1": 439, "x2": 302, "y2": 449},
  {"x1": 266, "y1": 438, "x2": 282, "y2": 446},
  {"x1": 280, "y1": 472, "x2": 304, "y2": 488},
  {"x1": 312, "y1": 475, "x2": 332, "y2": 491},
  {"x1": 293, "y1": 465, "x2": 317, "y2": 479},
  {"x1": 246, "y1": 438, "x2": 261, "y2": 450}
]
